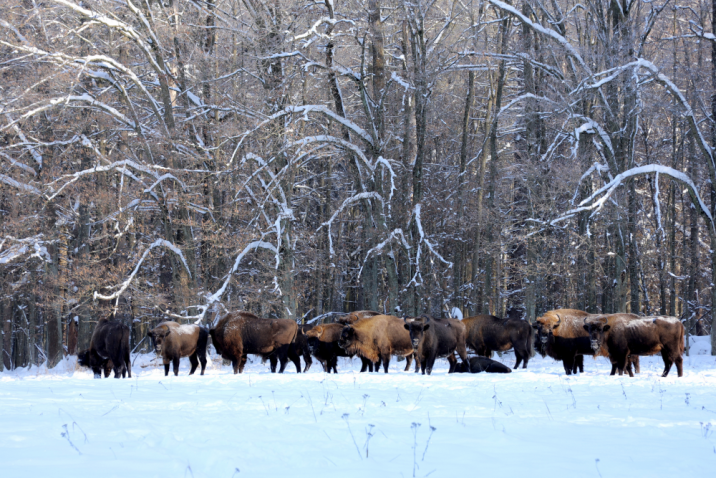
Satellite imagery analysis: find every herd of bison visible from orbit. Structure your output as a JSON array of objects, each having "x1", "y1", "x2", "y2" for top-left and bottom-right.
[{"x1": 77, "y1": 309, "x2": 686, "y2": 380}]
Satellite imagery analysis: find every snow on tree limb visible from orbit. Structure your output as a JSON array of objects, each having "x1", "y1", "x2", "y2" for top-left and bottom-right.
[
  {"x1": 554, "y1": 165, "x2": 715, "y2": 236},
  {"x1": 413, "y1": 203, "x2": 453, "y2": 268},
  {"x1": 0, "y1": 174, "x2": 41, "y2": 195},
  {"x1": 0, "y1": 235, "x2": 52, "y2": 264},
  {"x1": 357, "y1": 228, "x2": 411, "y2": 278},
  {"x1": 319, "y1": 192, "x2": 384, "y2": 256},
  {"x1": 93, "y1": 239, "x2": 192, "y2": 302}
]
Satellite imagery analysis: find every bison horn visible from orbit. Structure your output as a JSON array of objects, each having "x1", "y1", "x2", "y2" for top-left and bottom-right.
[{"x1": 555, "y1": 314, "x2": 561, "y2": 326}]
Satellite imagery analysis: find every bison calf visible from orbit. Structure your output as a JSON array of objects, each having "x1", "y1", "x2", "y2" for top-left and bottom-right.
[
  {"x1": 78, "y1": 317, "x2": 131, "y2": 379},
  {"x1": 148, "y1": 321, "x2": 209, "y2": 376},
  {"x1": 454, "y1": 356, "x2": 512, "y2": 373},
  {"x1": 403, "y1": 316, "x2": 469, "y2": 375}
]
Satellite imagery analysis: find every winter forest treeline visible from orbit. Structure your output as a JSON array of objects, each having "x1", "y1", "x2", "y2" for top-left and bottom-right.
[{"x1": 2, "y1": 0, "x2": 716, "y2": 370}]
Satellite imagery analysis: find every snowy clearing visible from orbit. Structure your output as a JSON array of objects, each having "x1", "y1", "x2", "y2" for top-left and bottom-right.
[{"x1": 1, "y1": 337, "x2": 715, "y2": 477}]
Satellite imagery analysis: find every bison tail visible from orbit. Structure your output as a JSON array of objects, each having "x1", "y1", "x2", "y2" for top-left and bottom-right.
[
  {"x1": 198, "y1": 326, "x2": 210, "y2": 355},
  {"x1": 678, "y1": 320, "x2": 686, "y2": 356}
]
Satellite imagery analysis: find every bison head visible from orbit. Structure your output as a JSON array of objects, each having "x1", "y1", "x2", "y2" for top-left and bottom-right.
[
  {"x1": 531, "y1": 323, "x2": 551, "y2": 357},
  {"x1": 338, "y1": 325, "x2": 357, "y2": 353},
  {"x1": 403, "y1": 317, "x2": 430, "y2": 349},
  {"x1": 77, "y1": 349, "x2": 91, "y2": 367},
  {"x1": 147, "y1": 325, "x2": 171, "y2": 354},
  {"x1": 583, "y1": 319, "x2": 610, "y2": 352},
  {"x1": 305, "y1": 326, "x2": 324, "y2": 354}
]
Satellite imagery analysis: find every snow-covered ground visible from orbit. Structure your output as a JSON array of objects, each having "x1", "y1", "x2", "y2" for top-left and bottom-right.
[{"x1": 1, "y1": 337, "x2": 715, "y2": 477}]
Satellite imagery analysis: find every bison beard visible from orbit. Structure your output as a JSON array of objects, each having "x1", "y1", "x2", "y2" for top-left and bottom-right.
[
  {"x1": 462, "y1": 315, "x2": 534, "y2": 369},
  {"x1": 78, "y1": 317, "x2": 131, "y2": 379},
  {"x1": 210, "y1": 312, "x2": 298, "y2": 374},
  {"x1": 147, "y1": 322, "x2": 209, "y2": 376}
]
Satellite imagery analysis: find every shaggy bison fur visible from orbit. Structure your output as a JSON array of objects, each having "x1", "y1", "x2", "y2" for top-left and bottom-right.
[
  {"x1": 210, "y1": 312, "x2": 298, "y2": 374},
  {"x1": 288, "y1": 324, "x2": 314, "y2": 373},
  {"x1": 148, "y1": 321, "x2": 209, "y2": 376},
  {"x1": 338, "y1": 314, "x2": 413, "y2": 373},
  {"x1": 77, "y1": 317, "x2": 131, "y2": 379},
  {"x1": 454, "y1": 356, "x2": 512, "y2": 373},
  {"x1": 462, "y1": 314, "x2": 534, "y2": 369}
]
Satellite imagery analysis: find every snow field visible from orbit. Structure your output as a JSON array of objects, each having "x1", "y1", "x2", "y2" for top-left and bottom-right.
[{"x1": 1, "y1": 337, "x2": 715, "y2": 477}]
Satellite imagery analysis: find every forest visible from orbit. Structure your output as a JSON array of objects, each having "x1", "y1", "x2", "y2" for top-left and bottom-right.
[{"x1": 1, "y1": 0, "x2": 715, "y2": 370}]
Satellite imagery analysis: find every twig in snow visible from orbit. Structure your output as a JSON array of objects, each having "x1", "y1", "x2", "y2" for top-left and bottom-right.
[
  {"x1": 61, "y1": 424, "x2": 81, "y2": 455},
  {"x1": 258, "y1": 396, "x2": 270, "y2": 416},
  {"x1": 303, "y1": 392, "x2": 317, "y2": 422},
  {"x1": 363, "y1": 424, "x2": 375, "y2": 458},
  {"x1": 411, "y1": 422, "x2": 421, "y2": 477},
  {"x1": 342, "y1": 414, "x2": 363, "y2": 460},
  {"x1": 421, "y1": 425, "x2": 436, "y2": 461},
  {"x1": 595, "y1": 458, "x2": 603, "y2": 478}
]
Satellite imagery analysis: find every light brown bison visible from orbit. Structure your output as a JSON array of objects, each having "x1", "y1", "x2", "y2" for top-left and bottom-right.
[
  {"x1": 209, "y1": 312, "x2": 298, "y2": 374},
  {"x1": 337, "y1": 314, "x2": 413, "y2": 373},
  {"x1": 147, "y1": 321, "x2": 209, "y2": 376},
  {"x1": 403, "y1": 316, "x2": 469, "y2": 374},
  {"x1": 584, "y1": 314, "x2": 684, "y2": 377},
  {"x1": 535, "y1": 309, "x2": 640, "y2": 375},
  {"x1": 77, "y1": 317, "x2": 131, "y2": 379},
  {"x1": 462, "y1": 314, "x2": 534, "y2": 369}
]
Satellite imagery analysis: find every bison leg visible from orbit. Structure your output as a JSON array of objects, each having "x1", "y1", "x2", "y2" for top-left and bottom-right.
[
  {"x1": 303, "y1": 353, "x2": 313, "y2": 373},
  {"x1": 562, "y1": 357, "x2": 573, "y2": 375},
  {"x1": 631, "y1": 355, "x2": 641, "y2": 374},
  {"x1": 331, "y1": 357, "x2": 338, "y2": 374},
  {"x1": 276, "y1": 345, "x2": 291, "y2": 373},
  {"x1": 269, "y1": 354, "x2": 278, "y2": 373},
  {"x1": 513, "y1": 354, "x2": 522, "y2": 370},
  {"x1": 381, "y1": 354, "x2": 391, "y2": 373},
  {"x1": 404, "y1": 353, "x2": 413, "y2": 372},
  {"x1": 239, "y1": 354, "x2": 248, "y2": 373},
  {"x1": 447, "y1": 354, "x2": 457, "y2": 374},
  {"x1": 199, "y1": 353, "x2": 207, "y2": 375},
  {"x1": 164, "y1": 363, "x2": 170, "y2": 376},
  {"x1": 660, "y1": 350, "x2": 674, "y2": 377},
  {"x1": 674, "y1": 355, "x2": 683, "y2": 377},
  {"x1": 287, "y1": 346, "x2": 301, "y2": 373},
  {"x1": 575, "y1": 355, "x2": 584, "y2": 374},
  {"x1": 173, "y1": 357, "x2": 181, "y2": 376},
  {"x1": 360, "y1": 358, "x2": 371, "y2": 372},
  {"x1": 231, "y1": 359, "x2": 240, "y2": 374},
  {"x1": 189, "y1": 353, "x2": 199, "y2": 375},
  {"x1": 103, "y1": 360, "x2": 112, "y2": 378}
]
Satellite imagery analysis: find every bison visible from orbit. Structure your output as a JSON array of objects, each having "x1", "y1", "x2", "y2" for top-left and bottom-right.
[
  {"x1": 403, "y1": 315, "x2": 469, "y2": 374},
  {"x1": 584, "y1": 314, "x2": 684, "y2": 377},
  {"x1": 147, "y1": 321, "x2": 209, "y2": 376},
  {"x1": 209, "y1": 312, "x2": 298, "y2": 374},
  {"x1": 304, "y1": 323, "x2": 380, "y2": 373},
  {"x1": 77, "y1": 317, "x2": 131, "y2": 379},
  {"x1": 288, "y1": 324, "x2": 314, "y2": 373},
  {"x1": 454, "y1": 356, "x2": 512, "y2": 373},
  {"x1": 535, "y1": 309, "x2": 640, "y2": 375},
  {"x1": 462, "y1": 314, "x2": 534, "y2": 369},
  {"x1": 338, "y1": 314, "x2": 413, "y2": 373}
]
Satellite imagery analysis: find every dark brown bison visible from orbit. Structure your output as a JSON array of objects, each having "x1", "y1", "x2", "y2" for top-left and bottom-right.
[
  {"x1": 147, "y1": 321, "x2": 209, "y2": 376},
  {"x1": 403, "y1": 316, "x2": 469, "y2": 374},
  {"x1": 338, "y1": 314, "x2": 413, "y2": 373},
  {"x1": 454, "y1": 356, "x2": 512, "y2": 373},
  {"x1": 288, "y1": 324, "x2": 314, "y2": 373},
  {"x1": 535, "y1": 309, "x2": 640, "y2": 375},
  {"x1": 462, "y1": 314, "x2": 534, "y2": 369},
  {"x1": 584, "y1": 314, "x2": 684, "y2": 377},
  {"x1": 209, "y1": 312, "x2": 298, "y2": 374},
  {"x1": 77, "y1": 317, "x2": 131, "y2": 379}
]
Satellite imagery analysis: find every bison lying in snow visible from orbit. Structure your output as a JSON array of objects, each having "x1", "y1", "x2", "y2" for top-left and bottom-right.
[
  {"x1": 403, "y1": 316, "x2": 469, "y2": 375},
  {"x1": 338, "y1": 314, "x2": 413, "y2": 373},
  {"x1": 148, "y1": 321, "x2": 209, "y2": 376},
  {"x1": 533, "y1": 309, "x2": 639, "y2": 375},
  {"x1": 462, "y1": 314, "x2": 534, "y2": 369},
  {"x1": 454, "y1": 356, "x2": 512, "y2": 373},
  {"x1": 78, "y1": 317, "x2": 131, "y2": 379},
  {"x1": 210, "y1": 312, "x2": 298, "y2": 374},
  {"x1": 584, "y1": 314, "x2": 684, "y2": 377}
]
